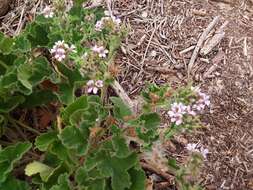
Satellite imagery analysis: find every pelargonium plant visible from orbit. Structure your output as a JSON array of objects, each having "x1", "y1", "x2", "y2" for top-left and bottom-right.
[{"x1": 0, "y1": 0, "x2": 210, "y2": 189}]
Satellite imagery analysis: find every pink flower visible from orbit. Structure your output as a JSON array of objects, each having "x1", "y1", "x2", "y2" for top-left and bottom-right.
[
  {"x1": 94, "y1": 17, "x2": 109, "y2": 31},
  {"x1": 42, "y1": 6, "x2": 54, "y2": 18},
  {"x1": 87, "y1": 80, "x2": 104, "y2": 94},
  {"x1": 92, "y1": 45, "x2": 108, "y2": 58},
  {"x1": 94, "y1": 15, "x2": 121, "y2": 31},
  {"x1": 53, "y1": 48, "x2": 66, "y2": 62},
  {"x1": 191, "y1": 87, "x2": 210, "y2": 111},
  {"x1": 186, "y1": 143, "x2": 209, "y2": 159},
  {"x1": 68, "y1": 44, "x2": 77, "y2": 53},
  {"x1": 112, "y1": 16, "x2": 121, "y2": 26},
  {"x1": 95, "y1": 80, "x2": 103, "y2": 88},
  {"x1": 186, "y1": 105, "x2": 196, "y2": 116},
  {"x1": 170, "y1": 114, "x2": 183, "y2": 125},
  {"x1": 95, "y1": 20, "x2": 104, "y2": 31},
  {"x1": 200, "y1": 147, "x2": 209, "y2": 159},
  {"x1": 50, "y1": 41, "x2": 76, "y2": 62},
  {"x1": 186, "y1": 143, "x2": 198, "y2": 151},
  {"x1": 168, "y1": 102, "x2": 187, "y2": 125}
]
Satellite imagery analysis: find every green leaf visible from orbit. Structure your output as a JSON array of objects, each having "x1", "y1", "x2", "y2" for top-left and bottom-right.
[
  {"x1": 27, "y1": 23, "x2": 49, "y2": 47},
  {"x1": 0, "y1": 53, "x2": 17, "y2": 68},
  {"x1": 55, "y1": 64, "x2": 85, "y2": 105},
  {"x1": 57, "y1": 63, "x2": 84, "y2": 85},
  {"x1": 21, "y1": 90, "x2": 57, "y2": 108},
  {"x1": 57, "y1": 83, "x2": 75, "y2": 105},
  {"x1": 99, "y1": 153, "x2": 138, "y2": 190},
  {"x1": 128, "y1": 168, "x2": 146, "y2": 190},
  {"x1": 87, "y1": 179, "x2": 106, "y2": 190},
  {"x1": 50, "y1": 173, "x2": 71, "y2": 190},
  {"x1": 139, "y1": 113, "x2": 160, "y2": 130},
  {"x1": 43, "y1": 163, "x2": 69, "y2": 187},
  {"x1": 0, "y1": 96, "x2": 25, "y2": 113},
  {"x1": 110, "y1": 97, "x2": 132, "y2": 121},
  {"x1": 112, "y1": 135, "x2": 131, "y2": 158},
  {"x1": 35, "y1": 131, "x2": 58, "y2": 151},
  {"x1": 109, "y1": 35, "x2": 121, "y2": 57},
  {"x1": 17, "y1": 57, "x2": 55, "y2": 95},
  {"x1": 50, "y1": 141, "x2": 73, "y2": 164},
  {"x1": 25, "y1": 161, "x2": 54, "y2": 182},
  {"x1": 75, "y1": 0, "x2": 88, "y2": 5},
  {"x1": 59, "y1": 125, "x2": 89, "y2": 156},
  {"x1": 0, "y1": 142, "x2": 32, "y2": 183},
  {"x1": 0, "y1": 176, "x2": 31, "y2": 190},
  {"x1": 61, "y1": 96, "x2": 88, "y2": 124},
  {"x1": 75, "y1": 165, "x2": 106, "y2": 190},
  {"x1": 17, "y1": 63, "x2": 33, "y2": 92},
  {"x1": 135, "y1": 127, "x2": 158, "y2": 144},
  {"x1": 168, "y1": 158, "x2": 180, "y2": 170},
  {"x1": 0, "y1": 34, "x2": 14, "y2": 54},
  {"x1": 13, "y1": 35, "x2": 31, "y2": 53},
  {"x1": 0, "y1": 67, "x2": 17, "y2": 89}
]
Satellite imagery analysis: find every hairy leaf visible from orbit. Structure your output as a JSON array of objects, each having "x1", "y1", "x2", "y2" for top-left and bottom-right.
[
  {"x1": 13, "y1": 35, "x2": 31, "y2": 53},
  {"x1": 128, "y1": 168, "x2": 146, "y2": 190},
  {"x1": 0, "y1": 96, "x2": 25, "y2": 113},
  {"x1": 17, "y1": 57, "x2": 55, "y2": 95},
  {"x1": 139, "y1": 113, "x2": 160, "y2": 130},
  {"x1": 35, "y1": 131, "x2": 58, "y2": 151},
  {"x1": 61, "y1": 96, "x2": 88, "y2": 124},
  {"x1": 59, "y1": 125, "x2": 89, "y2": 156},
  {"x1": 0, "y1": 176, "x2": 31, "y2": 190},
  {"x1": 110, "y1": 97, "x2": 132, "y2": 121},
  {"x1": 0, "y1": 142, "x2": 32, "y2": 183},
  {"x1": 112, "y1": 135, "x2": 131, "y2": 158},
  {"x1": 50, "y1": 173, "x2": 71, "y2": 190},
  {"x1": 0, "y1": 34, "x2": 14, "y2": 54},
  {"x1": 21, "y1": 90, "x2": 58, "y2": 108},
  {"x1": 25, "y1": 161, "x2": 54, "y2": 182}
]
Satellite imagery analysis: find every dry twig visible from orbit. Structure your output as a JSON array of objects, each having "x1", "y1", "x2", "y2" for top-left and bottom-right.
[
  {"x1": 200, "y1": 21, "x2": 229, "y2": 56},
  {"x1": 188, "y1": 16, "x2": 220, "y2": 75}
]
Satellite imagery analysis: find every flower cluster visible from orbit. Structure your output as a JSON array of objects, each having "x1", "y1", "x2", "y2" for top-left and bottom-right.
[
  {"x1": 167, "y1": 87, "x2": 210, "y2": 126},
  {"x1": 186, "y1": 143, "x2": 209, "y2": 159},
  {"x1": 92, "y1": 45, "x2": 109, "y2": 58},
  {"x1": 86, "y1": 80, "x2": 104, "y2": 94},
  {"x1": 167, "y1": 103, "x2": 186, "y2": 125},
  {"x1": 50, "y1": 41, "x2": 76, "y2": 62},
  {"x1": 95, "y1": 12, "x2": 121, "y2": 31},
  {"x1": 192, "y1": 87, "x2": 210, "y2": 111},
  {"x1": 42, "y1": 6, "x2": 54, "y2": 18},
  {"x1": 167, "y1": 103, "x2": 196, "y2": 126}
]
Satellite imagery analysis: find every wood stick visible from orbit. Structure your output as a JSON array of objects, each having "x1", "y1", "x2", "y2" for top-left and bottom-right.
[
  {"x1": 140, "y1": 161, "x2": 174, "y2": 182},
  {"x1": 200, "y1": 32, "x2": 225, "y2": 55},
  {"x1": 188, "y1": 16, "x2": 220, "y2": 75},
  {"x1": 200, "y1": 21, "x2": 229, "y2": 55},
  {"x1": 146, "y1": 66, "x2": 176, "y2": 74},
  {"x1": 179, "y1": 45, "x2": 195, "y2": 55}
]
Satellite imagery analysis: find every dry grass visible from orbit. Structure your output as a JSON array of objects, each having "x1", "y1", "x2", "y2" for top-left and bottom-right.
[{"x1": 0, "y1": 0, "x2": 46, "y2": 36}]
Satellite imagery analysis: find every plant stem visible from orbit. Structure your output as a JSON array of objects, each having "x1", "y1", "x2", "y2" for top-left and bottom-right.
[
  {"x1": 57, "y1": 116, "x2": 62, "y2": 134},
  {"x1": 8, "y1": 118, "x2": 28, "y2": 141},
  {"x1": 0, "y1": 61, "x2": 9, "y2": 70},
  {"x1": 7, "y1": 116, "x2": 41, "y2": 135}
]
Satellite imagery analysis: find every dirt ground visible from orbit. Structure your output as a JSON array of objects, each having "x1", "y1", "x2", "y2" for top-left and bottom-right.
[{"x1": 1, "y1": 0, "x2": 253, "y2": 189}]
